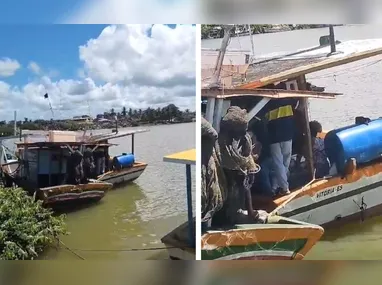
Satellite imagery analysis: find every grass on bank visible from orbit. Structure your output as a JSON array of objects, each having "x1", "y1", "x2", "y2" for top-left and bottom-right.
[{"x1": 0, "y1": 187, "x2": 67, "y2": 260}]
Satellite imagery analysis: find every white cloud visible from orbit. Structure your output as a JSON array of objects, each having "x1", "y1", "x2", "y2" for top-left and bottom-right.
[
  {"x1": 61, "y1": 0, "x2": 196, "y2": 24},
  {"x1": 77, "y1": 68, "x2": 86, "y2": 78},
  {"x1": 0, "y1": 81, "x2": 10, "y2": 97},
  {"x1": 79, "y1": 25, "x2": 195, "y2": 87},
  {"x1": 0, "y1": 58, "x2": 21, "y2": 77},
  {"x1": 0, "y1": 25, "x2": 195, "y2": 120},
  {"x1": 28, "y1": 61, "x2": 41, "y2": 74}
]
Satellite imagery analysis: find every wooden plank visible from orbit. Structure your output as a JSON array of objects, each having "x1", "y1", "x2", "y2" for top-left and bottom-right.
[
  {"x1": 238, "y1": 46, "x2": 382, "y2": 89},
  {"x1": 202, "y1": 88, "x2": 341, "y2": 99}
]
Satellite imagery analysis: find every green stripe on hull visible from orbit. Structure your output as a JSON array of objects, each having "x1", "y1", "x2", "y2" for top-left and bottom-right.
[{"x1": 202, "y1": 239, "x2": 307, "y2": 260}]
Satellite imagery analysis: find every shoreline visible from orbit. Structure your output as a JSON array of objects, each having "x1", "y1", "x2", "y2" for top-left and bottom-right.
[{"x1": 0, "y1": 120, "x2": 195, "y2": 137}]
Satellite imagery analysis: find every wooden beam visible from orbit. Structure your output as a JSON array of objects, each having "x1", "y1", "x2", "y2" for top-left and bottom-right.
[
  {"x1": 246, "y1": 98, "x2": 270, "y2": 121},
  {"x1": 213, "y1": 99, "x2": 224, "y2": 132},
  {"x1": 205, "y1": 97, "x2": 215, "y2": 124},
  {"x1": 238, "y1": 46, "x2": 382, "y2": 89},
  {"x1": 296, "y1": 75, "x2": 315, "y2": 180},
  {"x1": 201, "y1": 88, "x2": 341, "y2": 99}
]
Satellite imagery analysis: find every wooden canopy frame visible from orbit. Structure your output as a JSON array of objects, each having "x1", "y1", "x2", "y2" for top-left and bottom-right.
[
  {"x1": 202, "y1": 88, "x2": 341, "y2": 99},
  {"x1": 238, "y1": 47, "x2": 382, "y2": 89}
]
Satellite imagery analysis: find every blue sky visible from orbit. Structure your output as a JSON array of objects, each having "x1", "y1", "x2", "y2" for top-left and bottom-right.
[
  {"x1": 0, "y1": 25, "x2": 108, "y2": 86},
  {"x1": 0, "y1": 24, "x2": 196, "y2": 120},
  {"x1": 0, "y1": 24, "x2": 182, "y2": 86},
  {"x1": 0, "y1": 0, "x2": 85, "y2": 23}
]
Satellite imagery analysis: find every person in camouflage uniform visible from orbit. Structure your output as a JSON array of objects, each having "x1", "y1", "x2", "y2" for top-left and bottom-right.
[
  {"x1": 201, "y1": 117, "x2": 226, "y2": 229},
  {"x1": 202, "y1": 107, "x2": 268, "y2": 228}
]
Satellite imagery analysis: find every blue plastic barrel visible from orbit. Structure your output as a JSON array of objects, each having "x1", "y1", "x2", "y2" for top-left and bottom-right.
[
  {"x1": 324, "y1": 118, "x2": 382, "y2": 173},
  {"x1": 113, "y1": 154, "x2": 135, "y2": 169}
]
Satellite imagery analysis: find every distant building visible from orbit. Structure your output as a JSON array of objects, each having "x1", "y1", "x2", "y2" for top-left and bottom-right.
[{"x1": 71, "y1": 115, "x2": 93, "y2": 125}]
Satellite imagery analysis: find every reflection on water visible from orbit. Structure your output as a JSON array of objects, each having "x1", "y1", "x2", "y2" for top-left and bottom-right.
[{"x1": 3, "y1": 122, "x2": 195, "y2": 260}]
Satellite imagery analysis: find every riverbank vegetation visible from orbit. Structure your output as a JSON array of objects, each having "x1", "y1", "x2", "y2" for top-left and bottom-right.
[
  {"x1": 0, "y1": 104, "x2": 196, "y2": 136},
  {"x1": 0, "y1": 187, "x2": 66, "y2": 260}
]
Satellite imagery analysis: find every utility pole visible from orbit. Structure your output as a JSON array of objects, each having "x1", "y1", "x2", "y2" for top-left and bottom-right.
[
  {"x1": 210, "y1": 24, "x2": 235, "y2": 88},
  {"x1": 13, "y1": 111, "x2": 17, "y2": 136},
  {"x1": 329, "y1": 25, "x2": 336, "y2": 53}
]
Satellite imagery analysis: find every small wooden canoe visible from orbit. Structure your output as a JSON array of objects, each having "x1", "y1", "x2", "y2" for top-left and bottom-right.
[
  {"x1": 201, "y1": 216, "x2": 324, "y2": 260},
  {"x1": 39, "y1": 182, "x2": 112, "y2": 207}
]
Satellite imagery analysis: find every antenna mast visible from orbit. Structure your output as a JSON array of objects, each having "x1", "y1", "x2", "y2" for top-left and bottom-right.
[{"x1": 44, "y1": 93, "x2": 55, "y2": 119}]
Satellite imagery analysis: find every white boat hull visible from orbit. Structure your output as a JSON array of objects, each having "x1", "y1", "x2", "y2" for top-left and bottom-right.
[
  {"x1": 98, "y1": 163, "x2": 147, "y2": 187},
  {"x1": 278, "y1": 171, "x2": 382, "y2": 227}
]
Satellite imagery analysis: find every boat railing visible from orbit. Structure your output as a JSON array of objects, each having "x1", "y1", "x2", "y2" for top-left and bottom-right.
[
  {"x1": 87, "y1": 129, "x2": 149, "y2": 142},
  {"x1": 87, "y1": 129, "x2": 149, "y2": 155}
]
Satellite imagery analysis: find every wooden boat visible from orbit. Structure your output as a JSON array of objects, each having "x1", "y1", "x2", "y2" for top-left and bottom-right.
[
  {"x1": 0, "y1": 132, "x2": 112, "y2": 208},
  {"x1": 201, "y1": 216, "x2": 323, "y2": 260},
  {"x1": 83, "y1": 129, "x2": 148, "y2": 187},
  {"x1": 161, "y1": 149, "x2": 195, "y2": 260},
  {"x1": 202, "y1": 25, "x2": 382, "y2": 229}
]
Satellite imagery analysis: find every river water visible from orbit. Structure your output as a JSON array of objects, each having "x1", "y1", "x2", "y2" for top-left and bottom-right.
[
  {"x1": 2, "y1": 123, "x2": 195, "y2": 260},
  {"x1": 203, "y1": 25, "x2": 382, "y2": 259}
]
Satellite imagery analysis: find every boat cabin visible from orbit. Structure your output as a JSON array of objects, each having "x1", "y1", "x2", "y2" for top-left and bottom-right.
[
  {"x1": 12, "y1": 129, "x2": 149, "y2": 189},
  {"x1": 15, "y1": 134, "x2": 115, "y2": 190},
  {"x1": 202, "y1": 41, "x2": 382, "y2": 196}
]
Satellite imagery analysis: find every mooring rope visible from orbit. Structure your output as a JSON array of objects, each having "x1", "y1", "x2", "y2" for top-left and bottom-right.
[
  {"x1": 58, "y1": 240, "x2": 86, "y2": 260},
  {"x1": 69, "y1": 246, "x2": 177, "y2": 252},
  {"x1": 57, "y1": 239, "x2": 178, "y2": 259}
]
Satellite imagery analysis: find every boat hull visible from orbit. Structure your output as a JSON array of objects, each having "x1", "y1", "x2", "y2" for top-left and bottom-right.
[
  {"x1": 3, "y1": 172, "x2": 112, "y2": 209},
  {"x1": 161, "y1": 221, "x2": 195, "y2": 260},
  {"x1": 162, "y1": 245, "x2": 195, "y2": 260},
  {"x1": 201, "y1": 218, "x2": 324, "y2": 260},
  {"x1": 270, "y1": 163, "x2": 382, "y2": 228},
  {"x1": 39, "y1": 182, "x2": 112, "y2": 208},
  {"x1": 98, "y1": 162, "x2": 147, "y2": 187}
]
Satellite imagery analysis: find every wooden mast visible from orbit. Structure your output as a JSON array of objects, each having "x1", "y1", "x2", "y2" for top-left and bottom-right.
[
  {"x1": 296, "y1": 75, "x2": 315, "y2": 179},
  {"x1": 206, "y1": 25, "x2": 234, "y2": 128}
]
